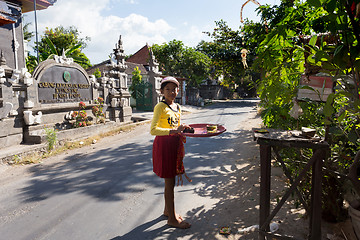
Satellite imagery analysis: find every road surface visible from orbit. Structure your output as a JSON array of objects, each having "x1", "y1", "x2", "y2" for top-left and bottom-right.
[{"x1": 1, "y1": 99, "x2": 306, "y2": 240}]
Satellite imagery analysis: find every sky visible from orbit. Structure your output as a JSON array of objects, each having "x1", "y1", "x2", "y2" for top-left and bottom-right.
[{"x1": 23, "y1": 0, "x2": 280, "y2": 65}]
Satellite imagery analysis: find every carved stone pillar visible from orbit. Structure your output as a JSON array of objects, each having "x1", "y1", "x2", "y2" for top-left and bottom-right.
[
  {"x1": 148, "y1": 46, "x2": 162, "y2": 109},
  {"x1": 105, "y1": 36, "x2": 132, "y2": 122}
]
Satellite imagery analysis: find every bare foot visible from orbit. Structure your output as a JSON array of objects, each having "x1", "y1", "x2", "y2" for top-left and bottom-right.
[
  {"x1": 163, "y1": 212, "x2": 183, "y2": 221},
  {"x1": 167, "y1": 219, "x2": 191, "y2": 229}
]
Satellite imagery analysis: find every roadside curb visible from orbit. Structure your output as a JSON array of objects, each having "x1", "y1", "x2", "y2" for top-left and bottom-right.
[
  {"x1": 0, "y1": 104, "x2": 200, "y2": 165},
  {"x1": 0, "y1": 118, "x2": 152, "y2": 165}
]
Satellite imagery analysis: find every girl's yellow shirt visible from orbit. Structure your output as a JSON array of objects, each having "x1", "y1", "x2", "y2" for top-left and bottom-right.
[{"x1": 150, "y1": 102, "x2": 181, "y2": 136}]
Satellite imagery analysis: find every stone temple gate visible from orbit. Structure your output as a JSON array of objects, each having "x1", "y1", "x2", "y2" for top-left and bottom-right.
[{"x1": 0, "y1": 36, "x2": 132, "y2": 149}]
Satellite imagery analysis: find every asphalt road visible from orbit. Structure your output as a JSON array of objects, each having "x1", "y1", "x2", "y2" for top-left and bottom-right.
[{"x1": 0, "y1": 99, "x2": 263, "y2": 240}]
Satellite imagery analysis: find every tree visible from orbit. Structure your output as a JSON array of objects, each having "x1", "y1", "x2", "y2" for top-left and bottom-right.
[
  {"x1": 197, "y1": 19, "x2": 265, "y2": 94},
  {"x1": 22, "y1": 21, "x2": 34, "y2": 42},
  {"x1": 26, "y1": 26, "x2": 92, "y2": 72},
  {"x1": 254, "y1": 0, "x2": 360, "y2": 142},
  {"x1": 198, "y1": 20, "x2": 245, "y2": 87},
  {"x1": 250, "y1": 0, "x2": 360, "y2": 222},
  {"x1": 93, "y1": 68, "x2": 101, "y2": 79},
  {"x1": 129, "y1": 66, "x2": 142, "y2": 99},
  {"x1": 151, "y1": 40, "x2": 211, "y2": 86}
]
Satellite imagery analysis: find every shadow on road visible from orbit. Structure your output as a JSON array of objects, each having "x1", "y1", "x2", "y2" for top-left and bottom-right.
[
  {"x1": 177, "y1": 128, "x2": 262, "y2": 239},
  {"x1": 16, "y1": 100, "x2": 309, "y2": 239},
  {"x1": 20, "y1": 100, "x2": 260, "y2": 204},
  {"x1": 109, "y1": 215, "x2": 169, "y2": 240},
  {"x1": 22, "y1": 139, "x2": 156, "y2": 202}
]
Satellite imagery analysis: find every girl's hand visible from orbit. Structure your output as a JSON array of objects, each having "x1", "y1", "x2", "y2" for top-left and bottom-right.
[
  {"x1": 177, "y1": 124, "x2": 190, "y2": 133},
  {"x1": 169, "y1": 124, "x2": 190, "y2": 135}
]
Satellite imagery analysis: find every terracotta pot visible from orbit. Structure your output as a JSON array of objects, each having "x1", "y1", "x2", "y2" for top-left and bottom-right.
[{"x1": 349, "y1": 200, "x2": 360, "y2": 240}]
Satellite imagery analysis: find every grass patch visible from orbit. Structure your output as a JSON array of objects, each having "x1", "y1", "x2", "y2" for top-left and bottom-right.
[
  {"x1": 10, "y1": 153, "x2": 43, "y2": 165},
  {"x1": 9, "y1": 121, "x2": 146, "y2": 166}
]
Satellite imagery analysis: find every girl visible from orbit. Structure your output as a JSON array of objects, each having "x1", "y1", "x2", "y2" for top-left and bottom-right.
[{"x1": 150, "y1": 76, "x2": 191, "y2": 229}]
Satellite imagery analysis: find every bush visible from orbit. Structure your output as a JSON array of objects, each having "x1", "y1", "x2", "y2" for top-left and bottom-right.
[
  {"x1": 92, "y1": 97, "x2": 105, "y2": 124},
  {"x1": 71, "y1": 102, "x2": 91, "y2": 128}
]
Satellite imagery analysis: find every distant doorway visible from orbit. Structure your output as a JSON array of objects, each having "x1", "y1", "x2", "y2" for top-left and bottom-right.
[{"x1": 135, "y1": 81, "x2": 153, "y2": 111}]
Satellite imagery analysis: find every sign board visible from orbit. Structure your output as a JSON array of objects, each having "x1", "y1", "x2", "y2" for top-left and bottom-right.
[{"x1": 38, "y1": 65, "x2": 92, "y2": 104}]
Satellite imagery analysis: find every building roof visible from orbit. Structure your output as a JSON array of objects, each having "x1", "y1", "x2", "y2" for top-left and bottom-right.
[
  {"x1": 126, "y1": 45, "x2": 150, "y2": 66},
  {"x1": 125, "y1": 62, "x2": 148, "y2": 75},
  {"x1": 86, "y1": 59, "x2": 110, "y2": 76},
  {"x1": 0, "y1": 1, "x2": 21, "y2": 25},
  {"x1": 86, "y1": 60, "x2": 149, "y2": 77},
  {"x1": 0, "y1": 0, "x2": 54, "y2": 26},
  {"x1": 19, "y1": 0, "x2": 55, "y2": 13},
  {"x1": 0, "y1": 14, "x2": 15, "y2": 25}
]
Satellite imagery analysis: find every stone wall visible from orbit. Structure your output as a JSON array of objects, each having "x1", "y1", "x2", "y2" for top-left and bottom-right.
[
  {"x1": 0, "y1": 52, "x2": 33, "y2": 147},
  {"x1": 0, "y1": 16, "x2": 26, "y2": 70},
  {"x1": 0, "y1": 36, "x2": 133, "y2": 149},
  {"x1": 199, "y1": 84, "x2": 224, "y2": 100},
  {"x1": 0, "y1": 2, "x2": 27, "y2": 148}
]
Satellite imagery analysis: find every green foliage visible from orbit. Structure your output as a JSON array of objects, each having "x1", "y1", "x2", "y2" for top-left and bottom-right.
[
  {"x1": 250, "y1": 0, "x2": 360, "y2": 221},
  {"x1": 93, "y1": 68, "x2": 101, "y2": 78},
  {"x1": 12, "y1": 155, "x2": 21, "y2": 164},
  {"x1": 44, "y1": 127, "x2": 57, "y2": 151},
  {"x1": 197, "y1": 19, "x2": 266, "y2": 94},
  {"x1": 198, "y1": 20, "x2": 247, "y2": 87},
  {"x1": 39, "y1": 26, "x2": 89, "y2": 56},
  {"x1": 26, "y1": 26, "x2": 92, "y2": 72},
  {"x1": 25, "y1": 55, "x2": 39, "y2": 74},
  {"x1": 151, "y1": 40, "x2": 211, "y2": 86},
  {"x1": 256, "y1": 0, "x2": 360, "y2": 145},
  {"x1": 129, "y1": 67, "x2": 143, "y2": 99},
  {"x1": 22, "y1": 21, "x2": 34, "y2": 42}
]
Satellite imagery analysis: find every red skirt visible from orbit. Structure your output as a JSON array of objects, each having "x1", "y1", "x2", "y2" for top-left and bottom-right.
[{"x1": 152, "y1": 135, "x2": 180, "y2": 178}]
